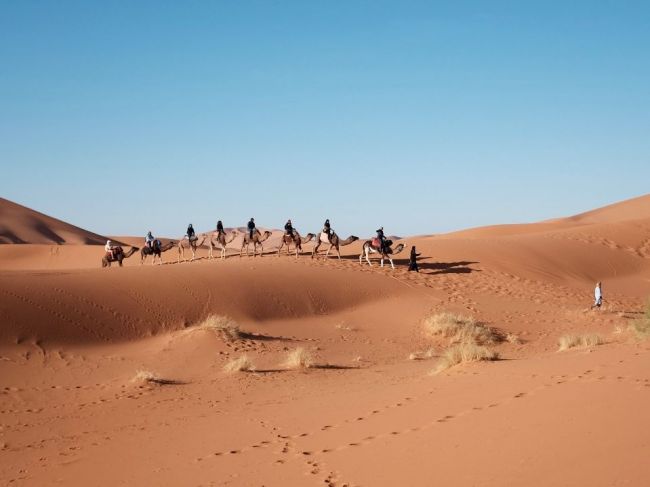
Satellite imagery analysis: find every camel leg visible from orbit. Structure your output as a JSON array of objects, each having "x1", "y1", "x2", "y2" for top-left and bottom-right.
[
  {"x1": 325, "y1": 245, "x2": 331, "y2": 258},
  {"x1": 311, "y1": 242, "x2": 320, "y2": 259},
  {"x1": 389, "y1": 257, "x2": 395, "y2": 269},
  {"x1": 337, "y1": 247, "x2": 341, "y2": 260},
  {"x1": 365, "y1": 249, "x2": 372, "y2": 266}
]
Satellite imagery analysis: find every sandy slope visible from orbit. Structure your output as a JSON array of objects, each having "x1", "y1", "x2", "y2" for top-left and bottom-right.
[
  {"x1": 2, "y1": 195, "x2": 650, "y2": 486},
  {"x1": 0, "y1": 198, "x2": 109, "y2": 245}
]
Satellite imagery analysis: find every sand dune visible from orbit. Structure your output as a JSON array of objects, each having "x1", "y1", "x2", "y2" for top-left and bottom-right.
[
  {"x1": 1, "y1": 194, "x2": 650, "y2": 486},
  {"x1": 0, "y1": 197, "x2": 109, "y2": 245}
]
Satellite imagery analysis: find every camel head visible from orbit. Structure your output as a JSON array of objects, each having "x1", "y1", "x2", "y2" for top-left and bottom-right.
[
  {"x1": 391, "y1": 243, "x2": 406, "y2": 255},
  {"x1": 340, "y1": 235, "x2": 359, "y2": 246}
]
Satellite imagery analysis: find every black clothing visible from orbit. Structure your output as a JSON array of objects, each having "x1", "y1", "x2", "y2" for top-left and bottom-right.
[
  {"x1": 247, "y1": 220, "x2": 256, "y2": 238},
  {"x1": 284, "y1": 222, "x2": 294, "y2": 235},
  {"x1": 376, "y1": 228, "x2": 386, "y2": 250},
  {"x1": 216, "y1": 221, "x2": 224, "y2": 233},
  {"x1": 408, "y1": 247, "x2": 421, "y2": 272},
  {"x1": 323, "y1": 220, "x2": 331, "y2": 235},
  {"x1": 187, "y1": 226, "x2": 195, "y2": 238}
]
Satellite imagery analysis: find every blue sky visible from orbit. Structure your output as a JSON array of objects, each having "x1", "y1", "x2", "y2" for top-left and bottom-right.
[{"x1": 1, "y1": 1, "x2": 649, "y2": 238}]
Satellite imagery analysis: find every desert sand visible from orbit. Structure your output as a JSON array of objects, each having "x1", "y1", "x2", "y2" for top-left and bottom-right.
[{"x1": 2, "y1": 195, "x2": 650, "y2": 486}]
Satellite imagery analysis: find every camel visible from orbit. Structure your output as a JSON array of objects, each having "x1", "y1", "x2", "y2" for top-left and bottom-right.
[
  {"x1": 207, "y1": 230, "x2": 238, "y2": 260},
  {"x1": 359, "y1": 239, "x2": 406, "y2": 269},
  {"x1": 311, "y1": 231, "x2": 359, "y2": 260},
  {"x1": 177, "y1": 234, "x2": 207, "y2": 263},
  {"x1": 240, "y1": 230, "x2": 272, "y2": 257},
  {"x1": 277, "y1": 231, "x2": 315, "y2": 258},
  {"x1": 102, "y1": 246, "x2": 139, "y2": 268},
  {"x1": 140, "y1": 240, "x2": 176, "y2": 265}
]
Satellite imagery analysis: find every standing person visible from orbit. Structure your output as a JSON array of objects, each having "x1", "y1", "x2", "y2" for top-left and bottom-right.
[
  {"x1": 145, "y1": 231, "x2": 154, "y2": 249},
  {"x1": 284, "y1": 219, "x2": 294, "y2": 237},
  {"x1": 247, "y1": 218, "x2": 256, "y2": 239},
  {"x1": 216, "y1": 220, "x2": 224, "y2": 236},
  {"x1": 408, "y1": 246, "x2": 420, "y2": 272},
  {"x1": 592, "y1": 282, "x2": 603, "y2": 309},
  {"x1": 186, "y1": 223, "x2": 196, "y2": 241}
]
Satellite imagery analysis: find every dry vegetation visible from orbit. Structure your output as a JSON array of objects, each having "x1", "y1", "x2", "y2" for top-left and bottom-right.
[
  {"x1": 424, "y1": 312, "x2": 501, "y2": 345},
  {"x1": 223, "y1": 355, "x2": 255, "y2": 373},
  {"x1": 431, "y1": 344, "x2": 499, "y2": 374},
  {"x1": 628, "y1": 301, "x2": 650, "y2": 340},
  {"x1": 283, "y1": 347, "x2": 314, "y2": 369},
  {"x1": 408, "y1": 348, "x2": 436, "y2": 361},
  {"x1": 425, "y1": 312, "x2": 501, "y2": 372},
  {"x1": 558, "y1": 333, "x2": 604, "y2": 351},
  {"x1": 132, "y1": 370, "x2": 179, "y2": 385},
  {"x1": 185, "y1": 314, "x2": 242, "y2": 341}
]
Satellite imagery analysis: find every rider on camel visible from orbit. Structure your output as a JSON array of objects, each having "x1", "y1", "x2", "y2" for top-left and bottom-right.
[
  {"x1": 145, "y1": 231, "x2": 154, "y2": 250},
  {"x1": 186, "y1": 224, "x2": 196, "y2": 241},
  {"x1": 105, "y1": 240, "x2": 116, "y2": 259},
  {"x1": 284, "y1": 219, "x2": 294, "y2": 237},
  {"x1": 323, "y1": 219, "x2": 331, "y2": 240},
  {"x1": 247, "y1": 218, "x2": 256, "y2": 239},
  {"x1": 216, "y1": 220, "x2": 224, "y2": 236},
  {"x1": 376, "y1": 227, "x2": 386, "y2": 252}
]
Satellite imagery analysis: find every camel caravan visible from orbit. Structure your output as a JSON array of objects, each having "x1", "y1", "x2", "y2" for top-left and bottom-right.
[{"x1": 101, "y1": 219, "x2": 407, "y2": 269}]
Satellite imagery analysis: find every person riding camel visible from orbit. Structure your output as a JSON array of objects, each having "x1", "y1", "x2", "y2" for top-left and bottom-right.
[
  {"x1": 323, "y1": 219, "x2": 332, "y2": 241},
  {"x1": 247, "y1": 218, "x2": 256, "y2": 239},
  {"x1": 105, "y1": 239, "x2": 116, "y2": 259},
  {"x1": 216, "y1": 220, "x2": 224, "y2": 236},
  {"x1": 145, "y1": 231, "x2": 154, "y2": 250},
  {"x1": 376, "y1": 227, "x2": 386, "y2": 252},
  {"x1": 186, "y1": 224, "x2": 196, "y2": 242},
  {"x1": 284, "y1": 219, "x2": 295, "y2": 237}
]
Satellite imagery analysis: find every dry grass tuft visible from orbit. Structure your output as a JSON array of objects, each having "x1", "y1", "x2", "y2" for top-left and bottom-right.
[
  {"x1": 628, "y1": 301, "x2": 650, "y2": 340},
  {"x1": 408, "y1": 348, "x2": 436, "y2": 361},
  {"x1": 506, "y1": 333, "x2": 522, "y2": 344},
  {"x1": 283, "y1": 347, "x2": 314, "y2": 369},
  {"x1": 424, "y1": 312, "x2": 500, "y2": 345},
  {"x1": 558, "y1": 333, "x2": 604, "y2": 351},
  {"x1": 223, "y1": 355, "x2": 255, "y2": 373},
  {"x1": 335, "y1": 322, "x2": 356, "y2": 331},
  {"x1": 186, "y1": 315, "x2": 242, "y2": 341},
  {"x1": 132, "y1": 370, "x2": 180, "y2": 385},
  {"x1": 629, "y1": 320, "x2": 650, "y2": 340},
  {"x1": 432, "y1": 344, "x2": 498, "y2": 374},
  {"x1": 133, "y1": 370, "x2": 160, "y2": 383}
]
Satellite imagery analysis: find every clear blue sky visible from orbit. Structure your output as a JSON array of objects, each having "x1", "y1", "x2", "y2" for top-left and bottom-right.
[{"x1": 1, "y1": 1, "x2": 649, "y2": 238}]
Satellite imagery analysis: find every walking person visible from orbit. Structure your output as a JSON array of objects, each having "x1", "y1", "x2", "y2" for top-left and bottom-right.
[
  {"x1": 592, "y1": 282, "x2": 603, "y2": 310},
  {"x1": 408, "y1": 245, "x2": 420, "y2": 272}
]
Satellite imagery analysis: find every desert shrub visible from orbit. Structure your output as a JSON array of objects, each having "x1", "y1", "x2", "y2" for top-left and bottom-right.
[
  {"x1": 408, "y1": 348, "x2": 436, "y2": 360},
  {"x1": 186, "y1": 315, "x2": 241, "y2": 341},
  {"x1": 558, "y1": 333, "x2": 603, "y2": 351},
  {"x1": 283, "y1": 347, "x2": 314, "y2": 369},
  {"x1": 223, "y1": 355, "x2": 255, "y2": 372},
  {"x1": 424, "y1": 312, "x2": 500, "y2": 345},
  {"x1": 432, "y1": 343, "x2": 498, "y2": 374}
]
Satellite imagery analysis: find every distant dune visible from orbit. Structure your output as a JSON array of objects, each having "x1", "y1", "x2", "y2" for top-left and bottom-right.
[{"x1": 0, "y1": 197, "x2": 109, "y2": 245}]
